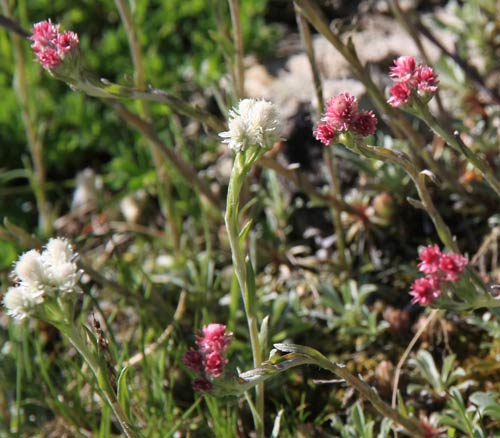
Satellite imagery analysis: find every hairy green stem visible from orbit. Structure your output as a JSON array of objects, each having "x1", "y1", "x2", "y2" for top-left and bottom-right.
[
  {"x1": 346, "y1": 139, "x2": 457, "y2": 251},
  {"x1": 316, "y1": 357, "x2": 426, "y2": 437},
  {"x1": 273, "y1": 344, "x2": 427, "y2": 438},
  {"x1": 60, "y1": 323, "x2": 143, "y2": 438},
  {"x1": 225, "y1": 155, "x2": 264, "y2": 438}
]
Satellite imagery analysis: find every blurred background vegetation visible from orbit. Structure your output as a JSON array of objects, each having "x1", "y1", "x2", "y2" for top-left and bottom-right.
[{"x1": 1, "y1": 0, "x2": 500, "y2": 436}]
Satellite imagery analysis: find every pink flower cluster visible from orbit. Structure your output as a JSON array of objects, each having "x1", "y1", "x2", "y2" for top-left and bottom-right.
[
  {"x1": 183, "y1": 323, "x2": 232, "y2": 391},
  {"x1": 31, "y1": 19, "x2": 79, "y2": 70},
  {"x1": 387, "y1": 56, "x2": 439, "y2": 107},
  {"x1": 313, "y1": 93, "x2": 377, "y2": 145},
  {"x1": 410, "y1": 245, "x2": 468, "y2": 306}
]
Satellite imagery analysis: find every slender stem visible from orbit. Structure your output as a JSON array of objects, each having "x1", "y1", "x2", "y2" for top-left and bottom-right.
[
  {"x1": 391, "y1": 309, "x2": 439, "y2": 410},
  {"x1": 324, "y1": 148, "x2": 348, "y2": 268},
  {"x1": 228, "y1": 0, "x2": 245, "y2": 99},
  {"x1": 224, "y1": 158, "x2": 264, "y2": 438},
  {"x1": 58, "y1": 70, "x2": 225, "y2": 132},
  {"x1": 114, "y1": 0, "x2": 181, "y2": 250},
  {"x1": 295, "y1": 6, "x2": 323, "y2": 112},
  {"x1": 415, "y1": 99, "x2": 500, "y2": 199},
  {"x1": 295, "y1": 5, "x2": 347, "y2": 269},
  {"x1": 61, "y1": 323, "x2": 142, "y2": 438},
  {"x1": 2, "y1": 0, "x2": 51, "y2": 235}
]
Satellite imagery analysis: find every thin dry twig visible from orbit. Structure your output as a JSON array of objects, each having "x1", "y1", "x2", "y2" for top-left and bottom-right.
[{"x1": 124, "y1": 290, "x2": 187, "y2": 368}]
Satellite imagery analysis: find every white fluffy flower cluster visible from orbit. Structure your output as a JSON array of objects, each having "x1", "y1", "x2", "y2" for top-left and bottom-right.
[
  {"x1": 3, "y1": 238, "x2": 82, "y2": 320},
  {"x1": 219, "y1": 99, "x2": 281, "y2": 152}
]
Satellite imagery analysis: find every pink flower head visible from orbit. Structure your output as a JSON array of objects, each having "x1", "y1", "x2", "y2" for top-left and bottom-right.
[
  {"x1": 186, "y1": 323, "x2": 232, "y2": 390},
  {"x1": 352, "y1": 110, "x2": 377, "y2": 137},
  {"x1": 410, "y1": 277, "x2": 441, "y2": 306},
  {"x1": 414, "y1": 65, "x2": 439, "y2": 94},
  {"x1": 31, "y1": 19, "x2": 79, "y2": 70},
  {"x1": 323, "y1": 93, "x2": 359, "y2": 131},
  {"x1": 313, "y1": 122, "x2": 337, "y2": 145},
  {"x1": 314, "y1": 93, "x2": 378, "y2": 143},
  {"x1": 387, "y1": 56, "x2": 439, "y2": 107},
  {"x1": 204, "y1": 351, "x2": 227, "y2": 378},
  {"x1": 418, "y1": 244, "x2": 442, "y2": 275},
  {"x1": 388, "y1": 82, "x2": 411, "y2": 107},
  {"x1": 439, "y1": 253, "x2": 468, "y2": 281},
  {"x1": 197, "y1": 323, "x2": 232, "y2": 353},
  {"x1": 389, "y1": 56, "x2": 416, "y2": 82},
  {"x1": 182, "y1": 349, "x2": 203, "y2": 373},
  {"x1": 31, "y1": 19, "x2": 60, "y2": 47}
]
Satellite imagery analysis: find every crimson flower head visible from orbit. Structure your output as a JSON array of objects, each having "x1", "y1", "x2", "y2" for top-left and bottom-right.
[
  {"x1": 31, "y1": 19, "x2": 79, "y2": 70},
  {"x1": 352, "y1": 110, "x2": 378, "y2": 137},
  {"x1": 387, "y1": 56, "x2": 439, "y2": 107},
  {"x1": 313, "y1": 93, "x2": 377, "y2": 145}
]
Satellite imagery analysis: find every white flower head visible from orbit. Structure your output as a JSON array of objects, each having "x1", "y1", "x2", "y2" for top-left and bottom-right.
[
  {"x1": 41, "y1": 238, "x2": 82, "y2": 293},
  {"x1": 3, "y1": 285, "x2": 44, "y2": 320},
  {"x1": 219, "y1": 98, "x2": 281, "y2": 152},
  {"x1": 14, "y1": 250, "x2": 46, "y2": 289}
]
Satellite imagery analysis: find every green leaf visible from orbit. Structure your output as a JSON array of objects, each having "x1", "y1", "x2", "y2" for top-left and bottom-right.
[
  {"x1": 239, "y1": 219, "x2": 253, "y2": 244},
  {"x1": 117, "y1": 367, "x2": 132, "y2": 420},
  {"x1": 98, "y1": 401, "x2": 111, "y2": 438}
]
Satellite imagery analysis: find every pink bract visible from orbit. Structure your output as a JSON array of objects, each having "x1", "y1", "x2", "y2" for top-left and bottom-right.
[
  {"x1": 313, "y1": 122, "x2": 337, "y2": 145},
  {"x1": 352, "y1": 110, "x2": 377, "y2": 137},
  {"x1": 323, "y1": 92, "x2": 359, "y2": 131},
  {"x1": 439, "y1": 253, "x2": 468, "y2": 281},
  {"x1": 410, "y1": 277, "x2": 441, "y2": 306},
  {"x1": 192, "y1": 378, "x2": 213, "y2": 392},
  {"x1": 204, "y1": 351, "x2": 227, "y2": 378},
  {"x1": 418, "y1": 244, "x2": 442, "y2": 275},
  {"x1": 389, "y1": 56, "x2": 416, "y2": 82},
  {"x1": 197, "y1": 323, "x2": 232, "y2": 352},
  {"x1": 388, "y1": 82, "x2": 412, "y2": 107},
  {"x1": 182, "y1": 349, "x2": 203, "y2": 373},
  {"x1": 30, "y1": 19, "x2": 79, "y2": 70},
  {"x1": 414, "y1": 65, "x2": 439, "y2": 93}
]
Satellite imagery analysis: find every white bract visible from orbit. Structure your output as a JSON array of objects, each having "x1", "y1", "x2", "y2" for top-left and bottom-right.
[
  {"x1": 3, "y1": 285, "x2": 44, "y2": 320},
  {"x1": 219, "y1": 99, "x2": 281, "y2": 152},
  {"x1": 41, "y1": 238, "x2": 82, "y2": 293},
  {"x1": 3, "y1": 238, "x2": 82, "y2": 320}
]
